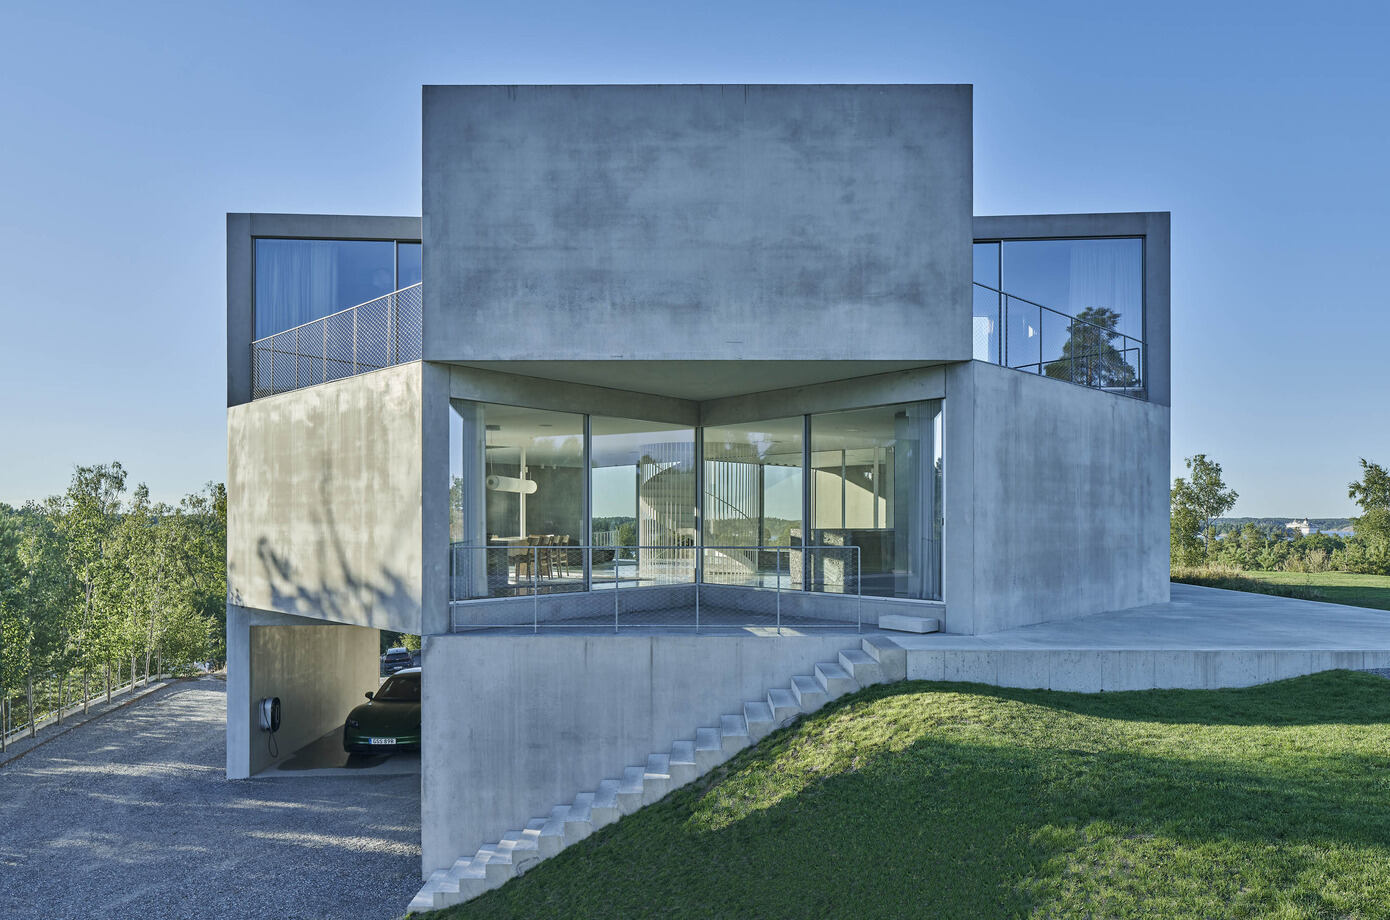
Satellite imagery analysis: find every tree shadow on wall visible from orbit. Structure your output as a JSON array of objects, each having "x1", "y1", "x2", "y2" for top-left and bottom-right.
[{"x1": 245, "y1": 464, "x2": 419, "y2": 628}]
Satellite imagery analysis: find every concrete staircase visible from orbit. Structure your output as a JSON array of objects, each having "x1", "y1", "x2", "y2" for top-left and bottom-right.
[{"x1": 408, "y1": 635, "x2": 907, "y2": 913}]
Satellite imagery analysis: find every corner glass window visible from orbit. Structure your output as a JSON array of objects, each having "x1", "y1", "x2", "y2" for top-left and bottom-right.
[
  {"x1": 254, "y1": 239, "x2": 397, "y2": 338},
  {"x1": 809, "y1": 402, "x2": 942, "y2": 600}
]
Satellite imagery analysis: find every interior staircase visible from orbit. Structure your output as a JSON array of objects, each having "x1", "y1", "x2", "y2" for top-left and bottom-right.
[{"x1": 408, "y1": 634, "x2": 907, "y2": 913}]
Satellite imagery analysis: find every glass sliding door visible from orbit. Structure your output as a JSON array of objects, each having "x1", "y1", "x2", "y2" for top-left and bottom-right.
[
  {"x1": 590, "y1": 417, "x2": 696, "y2": 589},
  {"x1": 809, "y1": 401, "x2": 942, "y2": 599},
  {"x1": 702, "y1": 417, "x2": 804, "y2": 587},
  {"x1": 451, "y1": 401, "x2": 584, "y2": 598}
]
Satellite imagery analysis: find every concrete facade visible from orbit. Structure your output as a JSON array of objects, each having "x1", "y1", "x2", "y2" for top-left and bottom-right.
[
  {"x1": 423, "y1": 84, "x2": 973, "y2": 370},
  {"x1": 227, "y1": 361, "x2": 432, "y2": 636},
  {"x1": 941, "y1": 360, "x2": 1170, "y2": 634}
]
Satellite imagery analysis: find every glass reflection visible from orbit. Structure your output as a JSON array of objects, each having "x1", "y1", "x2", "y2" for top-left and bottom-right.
[
  {"x1": 702, "y1": 418, "x2": 804, "y2": 588},
  {"x1": 590, "y1": 417, "x2": 695, "y2": 587}
]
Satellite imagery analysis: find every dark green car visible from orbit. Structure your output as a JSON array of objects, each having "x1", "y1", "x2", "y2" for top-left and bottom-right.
[{"x1": 344, "y1": 668, "x2": 421, "y2": 754}]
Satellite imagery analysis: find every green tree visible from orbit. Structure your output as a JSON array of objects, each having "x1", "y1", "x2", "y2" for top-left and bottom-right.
[
  {"x1": 1346, "y1": 459, "x2": 1390, "y2": 575},
  {"x1": 1171, "y1": 454, "x2": 1239, "y2": 564},
  {"x1": 1043, "y1": 307, "x2": 1139, "y2": 389},
  {"x1": 49, "y1": 462, "x2": 127, "y2": 709}
]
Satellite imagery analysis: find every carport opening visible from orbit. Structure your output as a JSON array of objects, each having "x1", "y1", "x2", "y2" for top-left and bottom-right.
[{"x1": 246, "y1": 623, "x2": 421, "y2": 778}]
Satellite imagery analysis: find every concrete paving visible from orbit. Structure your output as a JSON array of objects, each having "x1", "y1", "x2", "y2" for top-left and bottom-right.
[
  {"x1": 891, "y1": 584, "x2": 1390, "y2": 692},
  {"x1": 0, "y1": 677, "x2": 419, "y2": 920},
  {"x1": 894, "y1": 583, "x2": 1390, "y2": 650}
]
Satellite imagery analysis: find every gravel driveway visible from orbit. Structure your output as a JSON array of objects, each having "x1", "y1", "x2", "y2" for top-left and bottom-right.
[{"x1": 0, "y1": 678, "x2": 420, "y2": 920}]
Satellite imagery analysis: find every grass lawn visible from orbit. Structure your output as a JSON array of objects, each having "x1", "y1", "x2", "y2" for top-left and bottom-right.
[
  {"x1": 1173, "y1": 569, "x2": 1390, "y2": 612},
  {"x1": 429, "y1": 671, "x2": 1390, "y2": 920}
]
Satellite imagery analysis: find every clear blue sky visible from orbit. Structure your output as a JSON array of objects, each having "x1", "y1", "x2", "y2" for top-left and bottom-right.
[{"x1": 2, "y1": 1, "x2": 1386, "y2": 517}]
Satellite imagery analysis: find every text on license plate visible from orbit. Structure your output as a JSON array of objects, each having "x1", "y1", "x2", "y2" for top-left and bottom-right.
[{"x1": 368, "y1": 737, "x2": 396, "y2": 745}]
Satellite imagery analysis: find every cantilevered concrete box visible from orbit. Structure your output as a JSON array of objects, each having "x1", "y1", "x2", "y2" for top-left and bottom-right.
[{"x1": 422, "y1": 84, "x2": 973, "y2": 367}]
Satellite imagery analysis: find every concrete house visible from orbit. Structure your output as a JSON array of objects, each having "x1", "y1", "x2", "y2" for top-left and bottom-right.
[{"x1": 224, "y1": 84, "x2": 1169, "y2": 909}]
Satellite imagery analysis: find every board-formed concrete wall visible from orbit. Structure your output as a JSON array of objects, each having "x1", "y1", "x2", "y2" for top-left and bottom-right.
[
  {"x1": 420, "y1": 632, "x2": 864, "y2": 873},
  {"x1": 943, "y1": 361, "x2": 1170, "y2": 634},
  {"x1": 227, "y1": 362, "x2": 430, "y2": 634},
  {"x1": 422, "y1": 84, "x2": 973, "y2": 365}
]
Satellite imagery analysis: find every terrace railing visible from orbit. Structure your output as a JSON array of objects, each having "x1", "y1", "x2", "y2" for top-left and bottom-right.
[
  {"x1": 250, "y1": 283, "x2": 423, "y2": 399},
  {"x1": 972, "y1": 282, "x2": 1146, "y2": 399},
  {"x1": 448, "y1": 543, "x2": 863, "y2": 634}
]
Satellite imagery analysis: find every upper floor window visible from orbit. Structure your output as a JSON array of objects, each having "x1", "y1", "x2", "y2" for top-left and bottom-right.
[
  {"x1": 973, "y1": 237, "x2": 1145, "y2": 397},
  {"x1": 254, "y1": 238, "x2": 421, "y2": 339}
]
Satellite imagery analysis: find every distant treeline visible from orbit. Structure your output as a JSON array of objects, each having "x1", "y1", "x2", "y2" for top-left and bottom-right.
[
  {"x1": 0, "y1": 462, "x2": 225, "y2": 740},
  {"x1": 1210, "y1": 518, "x2": 1353, "y2": 538},
  {"x1": 1173, "y1": 457, "x2": 1390, "y2": 576}
]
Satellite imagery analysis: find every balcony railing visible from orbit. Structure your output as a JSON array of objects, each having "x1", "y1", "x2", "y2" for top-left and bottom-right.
[
  {"x1": 250, "y1": 283, "x2": 422, "y2": 399},
  {"x1": 972, "y1": 282, "x2": 1145, "y2": 399},
  {"x1": 448, "y1": 543, "x2": 864, "y2": 633}
]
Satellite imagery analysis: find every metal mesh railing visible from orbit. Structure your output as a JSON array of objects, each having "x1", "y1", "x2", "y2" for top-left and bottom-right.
[
  {"x1": 250, "y1": 283, "x2": 423, "y2": 399},
  {"x1": 448, "y1": 544, "x2": 862, "y2": 633}
]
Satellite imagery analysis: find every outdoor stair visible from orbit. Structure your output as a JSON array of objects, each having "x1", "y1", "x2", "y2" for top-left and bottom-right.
[{"x1": 408, "y1": 633, "x2": 908, "y2": 913}]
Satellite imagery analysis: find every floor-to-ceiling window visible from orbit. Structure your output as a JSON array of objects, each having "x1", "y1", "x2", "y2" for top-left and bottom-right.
[
  {"x1": 452, "y1": 401, "x2": 585, "y2": 598},
  {"x1": 809, "y1": 402, "x2": 942, "y2": 599},
  {"x1": 449, "y1": 401, "x2": 942, "y2": 603},
  {"x1": 702, "y1": 418, "x2": 804, "y2": 588},
  {"x1": 590, "y1": 417, "x2": 696, "y2": 588}
]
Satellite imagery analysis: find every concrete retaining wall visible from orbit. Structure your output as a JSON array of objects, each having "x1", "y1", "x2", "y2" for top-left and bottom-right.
[
  {"x1": 906, "y1": 647, "x2": 1390, "y2": 692},
  {"x1": 421, "y1": 632, "x2": 864, "y2": 873}
]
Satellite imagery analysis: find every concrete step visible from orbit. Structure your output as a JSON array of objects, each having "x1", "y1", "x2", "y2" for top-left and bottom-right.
[
  {"x1": 744, "y1": 700, "x2": 775, "y2": 742},
  {"x1": 862, "y1": 636, "x2": 907, "y2": 681},
  {"x1": 767, "y1": 687, "x2": 800, "y2": 725},
  {"x1": 791, "y1": 674, "x2": 828, "y2": 711},
  {"x1": 618, "y1": 766, "x2": 646, "y2": 814},
  {"x1": 814, "y1": 661, "x2": 856, "y2": 699},
  {"x1": 719, "y1": 713, "x2": 750, "y2": 755},
  {"x1": 839, "y1": 648, "x2": 885, "y2": 686},
  {"x1": 443, "y1": 857, "x2": 487, "y2": 903},
  {"x1": 878, "y1": 613, "x2": 940, "y2": 634},
  {"x1": 643, "y1": 754, "x2": 672, "y2": 804},
  {"x1": 411, "y1": 869, "x2": 451, "y2": 911},
  {"x1": 544, "y1": 805, "x2": 582, "y2": 847},
  {"x1": 590, "y1": 781, "x2": 621, "y2": 828},
  {"x1": 669, "y1": 739, "x2": 699, "y2": 785},
  {"x1": 477, "y1": 844, "x2": 515, "y2": 886},
  {"x1": 496, "y1": 831, "x2": 542, "y2": 874},
  {"x1": 559, "y1": 799, "x2": 593, "y2": 840},
  {"x1": 694, "y1": 726, "x2": 725, "y2": 771},
  {"x1": 526, "y1": 815, "x2": 565, "y2": 857}
]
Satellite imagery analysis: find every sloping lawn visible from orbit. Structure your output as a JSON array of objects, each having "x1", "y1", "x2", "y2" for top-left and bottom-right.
[
  {"x1": 427, "y1": 671, "x2": 1390, "y2": 920},
  {"x1": 1173, "y1": 569, "x2": 1390, "y2": 612}
]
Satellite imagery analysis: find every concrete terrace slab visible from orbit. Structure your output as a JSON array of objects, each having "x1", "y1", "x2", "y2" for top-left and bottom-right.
[{"x1": 890, "y1": 583, "x2": 1390, "y2": 691}]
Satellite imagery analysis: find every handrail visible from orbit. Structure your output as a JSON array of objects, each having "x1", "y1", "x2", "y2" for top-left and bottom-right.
[
  {"x1": 972, "y1": 281, "x2": 1145, "y2": 398},
  {"x1": 448, "y1": 543, "x2": 863, "y2": 635}
]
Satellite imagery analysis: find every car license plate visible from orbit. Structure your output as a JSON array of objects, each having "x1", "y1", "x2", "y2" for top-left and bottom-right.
[{"x1": 368, "y1": 737, "x2": 396, "y2": 745}]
